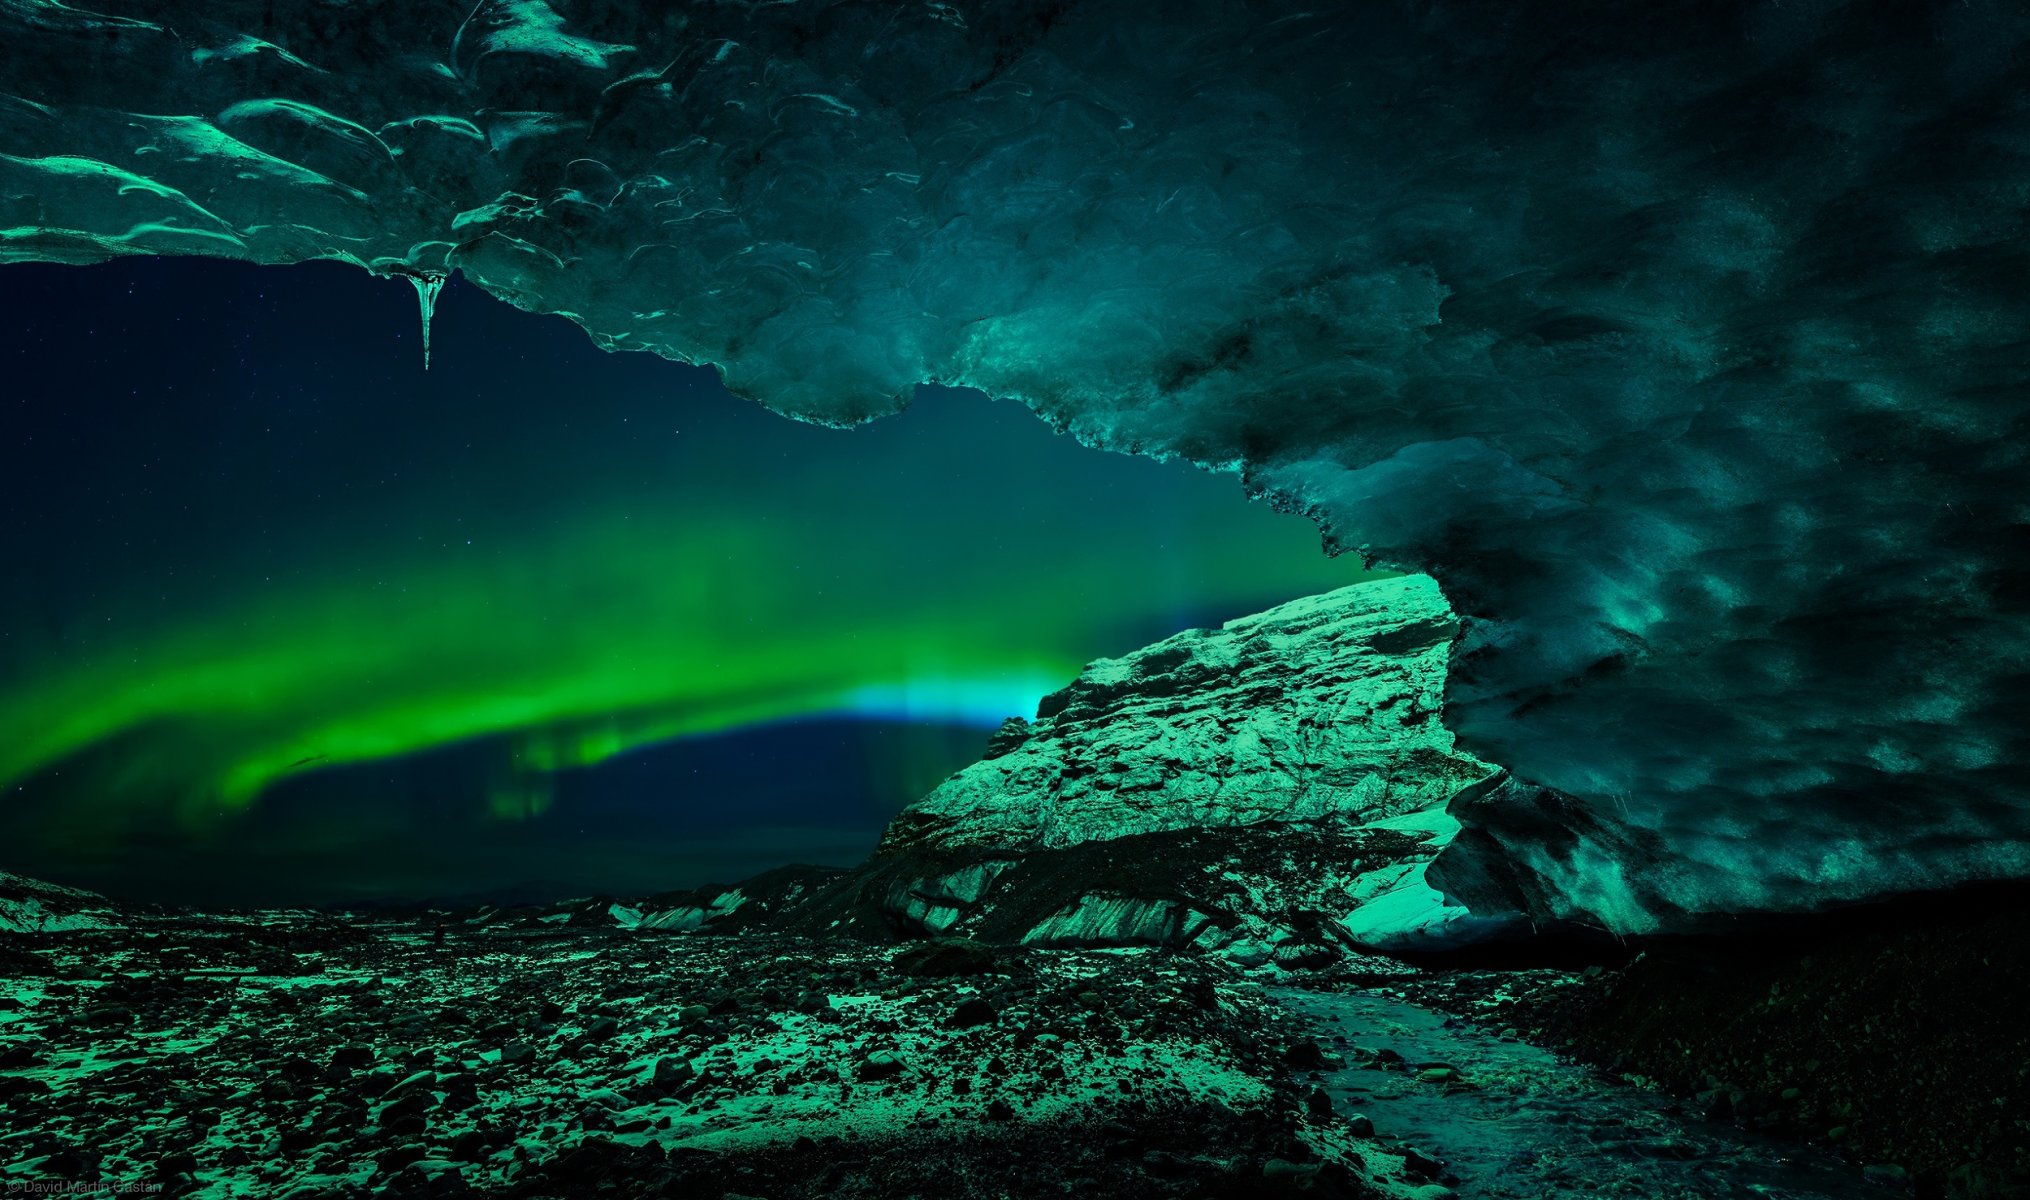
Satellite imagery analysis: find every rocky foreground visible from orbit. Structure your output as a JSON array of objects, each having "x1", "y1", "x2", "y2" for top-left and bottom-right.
[
  {"x1": 0, "y1": 913, "x2": 1433, "y2": 1199},
  {"x1": 9, "y1": 880, "x2": 2024, "y2": 1199}
]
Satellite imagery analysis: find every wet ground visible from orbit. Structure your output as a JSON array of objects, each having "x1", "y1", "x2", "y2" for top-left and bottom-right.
[{"x1": 1280, "y1": 986, "x2": 1908, "y2": 1199}]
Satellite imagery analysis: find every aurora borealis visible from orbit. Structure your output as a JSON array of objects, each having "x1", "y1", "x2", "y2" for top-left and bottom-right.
[{"x1": 1, "y1": 258, "x2": 1368, "y2": 903}]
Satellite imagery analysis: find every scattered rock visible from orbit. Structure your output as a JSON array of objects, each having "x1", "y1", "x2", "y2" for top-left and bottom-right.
[
  {"x1": 1262, "y1": 1157, "x2": 1321, "y2": 1184},
  {"x1": 1305, "y1": 1087, "x2": 1334, "y2": 1120},
  {"x1": 893, "y1": 939, "x2": 999, "y2": 978},
  {"x1": 1284, "y1": 1040, "x2": 1327, "y2": 1069},
  {"x1": 859, "y1": 1050, "x2": 907, "y2": 1081},
  {"x1": 328, "y1": 1044, "x2": 374, "y2": 1072},
  {"x1": 946, "y1": 997, "x2": 998, "y2": 1030}
]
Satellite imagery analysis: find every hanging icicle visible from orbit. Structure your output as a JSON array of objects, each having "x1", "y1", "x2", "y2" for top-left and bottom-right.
[{"x1": 407, "y1": 271, "x2": 448, "y2": 370}]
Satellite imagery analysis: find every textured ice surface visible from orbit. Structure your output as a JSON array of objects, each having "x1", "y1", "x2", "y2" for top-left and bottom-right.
[
  {"x1": 6, "y1": 0, "x2": 2030, "y2": 927},
  {"x1": 867, "y1": 577, "x2": 1648, "y2": 948},
  {"x1": 896, "y1": 576, "x2": 1490, "y2": 851}
]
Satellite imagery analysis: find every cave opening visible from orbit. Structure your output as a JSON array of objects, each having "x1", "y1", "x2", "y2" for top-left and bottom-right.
[
  {"x1": 0, "y1": 257, "x2": 1380, "y2": 906},
  {"x1": 5, "y1": 0, "x2": 2028, "y2": 1191}
]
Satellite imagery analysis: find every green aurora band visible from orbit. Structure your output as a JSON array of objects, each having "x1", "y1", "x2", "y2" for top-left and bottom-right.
[{"x1": 3, "y1": 317, "x2": 1371, "y2": 837}]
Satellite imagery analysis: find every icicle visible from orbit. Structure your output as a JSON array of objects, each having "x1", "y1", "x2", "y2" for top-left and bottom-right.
[{"x1": 407, "y1": 272, "x2": 447, "y2": 370}]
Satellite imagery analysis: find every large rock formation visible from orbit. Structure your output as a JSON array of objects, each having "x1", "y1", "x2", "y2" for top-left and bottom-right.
[
  {"x1": 819, "y1": 576, "x2": 1551, "y2": 959},
  {"x1": 8, "y1": 0, "x2": 2030, "y2": 927},
  {"x1": 0, "y1": 870, "x2": 123, "y2": 933},
  {"x1": 890, "y1": 575, "x2": 1489, "y2": 850}
]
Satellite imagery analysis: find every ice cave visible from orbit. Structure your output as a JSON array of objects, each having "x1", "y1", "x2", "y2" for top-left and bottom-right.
[{"x1": 1, "y1": 1, "x2": 2027, "y2": 1196}]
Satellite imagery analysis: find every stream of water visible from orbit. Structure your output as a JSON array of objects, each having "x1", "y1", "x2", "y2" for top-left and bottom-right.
[{"x1": 1277, "y1": 987, "x2": 1905, "y2": 1199}]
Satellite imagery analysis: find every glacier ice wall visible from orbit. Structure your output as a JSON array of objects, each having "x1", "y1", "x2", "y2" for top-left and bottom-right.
[{"x1": 6, "y1": 0, "x2": 2030, "y2": 929}]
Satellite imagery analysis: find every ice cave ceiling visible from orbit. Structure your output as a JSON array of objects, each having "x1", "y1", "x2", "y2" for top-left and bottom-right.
[{"x1": 5, "y1": 0, "x2": 2030, "y2": 927}]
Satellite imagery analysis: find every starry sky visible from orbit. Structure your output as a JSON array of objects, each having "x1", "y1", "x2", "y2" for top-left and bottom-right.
[{"x1": 0, "y1": 259, "x2": 1372, "y2": 906}]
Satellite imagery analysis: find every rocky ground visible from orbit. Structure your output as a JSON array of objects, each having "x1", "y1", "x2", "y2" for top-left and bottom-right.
[
  {"x1": 0, "y1": 915, "x2": 1428, "y2": 1199},
  {"x1": 1358, "y1": 884, "x2": 2030, "y2": 1200},
  {"x1": 4, "y1": 877, "x2": 2021, "y2": 1199}
]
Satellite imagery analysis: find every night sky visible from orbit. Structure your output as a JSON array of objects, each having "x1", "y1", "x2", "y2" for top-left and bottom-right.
[{"x1": 0, "y1": 259, "x2": 1370, "y2": 906}]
